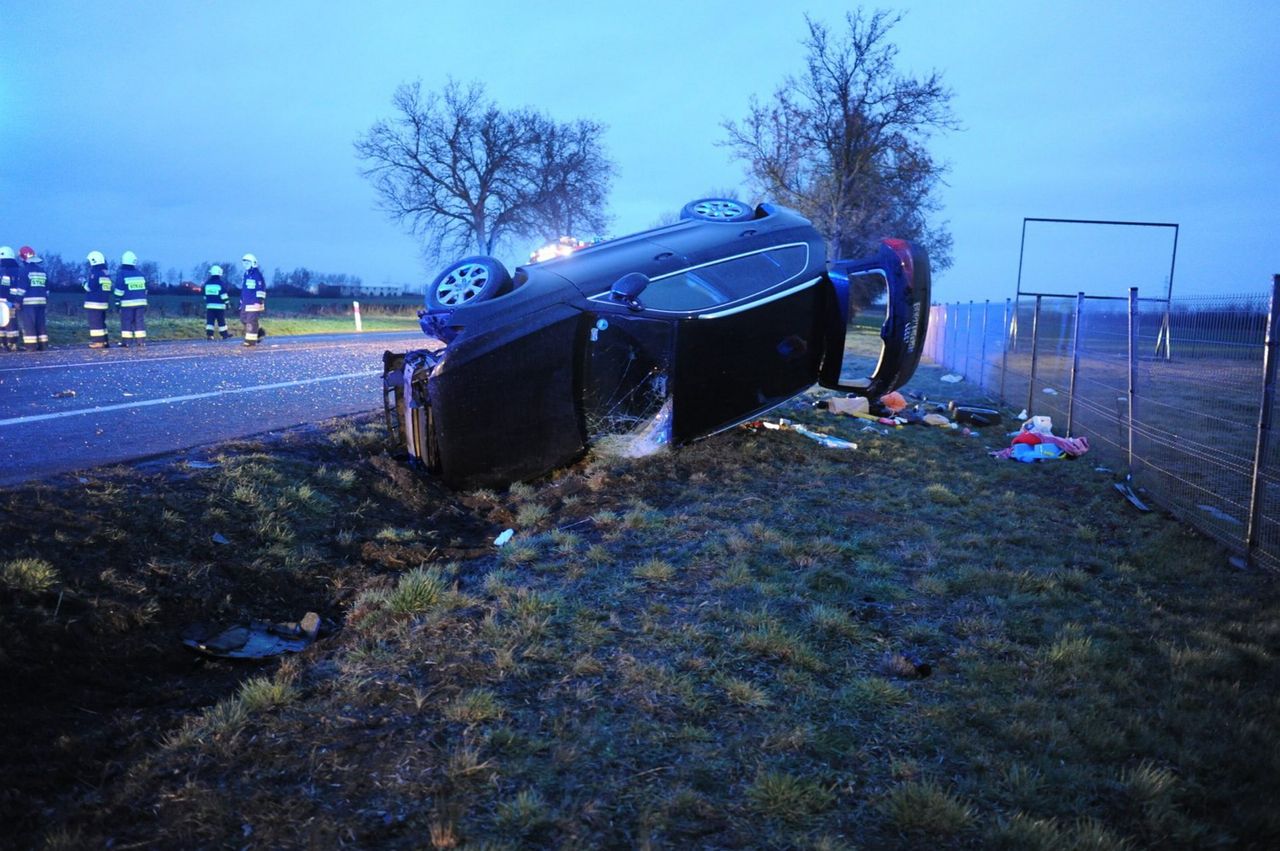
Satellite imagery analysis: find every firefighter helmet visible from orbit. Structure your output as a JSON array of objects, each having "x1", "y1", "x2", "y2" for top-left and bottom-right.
[
  {"x1": 210, "y1": 265, "x2": 224, "y2": 276},
  {"x1": 122, "y1": 250, "x2": 138, "y2": 266},
  {"x1": 18, "y1": 246, "x2": 36, "y2": 261},
  {"x1": 242, "y1": 253, "x2": 258, "y2": 269},
  {"x1": 0, "y1": 246, "x2": 13, "y2": 260},
  {"x1": 87, "y1": 250, "x2": 106, "y2": 266}
]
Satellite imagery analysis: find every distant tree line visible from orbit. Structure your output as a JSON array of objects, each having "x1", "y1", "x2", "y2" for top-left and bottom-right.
[{"x1": 27, "y1": 253, "x2": 379, "y2": 296}]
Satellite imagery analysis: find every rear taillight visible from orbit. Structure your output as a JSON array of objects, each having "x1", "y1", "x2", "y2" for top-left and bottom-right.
[{"x1": 881, "y1": 238, "x2": 914, "y2": 297}]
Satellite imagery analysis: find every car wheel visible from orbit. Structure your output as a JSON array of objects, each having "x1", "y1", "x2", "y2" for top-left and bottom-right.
[
  {"x1": 679, "y1": 198, "x2": 754, "y2": 223},
  {"x1": 426, "y1": 256, "x2": 512, "y2": 310}
]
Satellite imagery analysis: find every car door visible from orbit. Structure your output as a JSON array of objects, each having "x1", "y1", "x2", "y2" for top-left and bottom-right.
[
  {"x1": 821, "y1": 239, "x2": 932, "y2": 399},
  {"x1": 622, "y1": 242, "x2": 828, "y2": 442}
]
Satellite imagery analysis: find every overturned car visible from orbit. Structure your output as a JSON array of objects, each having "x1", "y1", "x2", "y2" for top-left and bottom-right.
[{"x1": 383, "y1": 199, "x2": 930, "y2": 489}]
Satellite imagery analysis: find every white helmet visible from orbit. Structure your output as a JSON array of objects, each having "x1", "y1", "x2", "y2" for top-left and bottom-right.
[
  {"x1": 242, "y1": 253, "x2": 258, "y2": 269},
  {"x1": 0, "y1": 246, "x2": 13, "y2": 260},
  {"x1": 210, "y1": 265, "x2": 224, "y2": 276},
  {"x1": 87, "y1": 250, "x2": 106, "y2": 266},
  {"x1": 121, "y1": 250, "x2": 139, "y2": 266}
]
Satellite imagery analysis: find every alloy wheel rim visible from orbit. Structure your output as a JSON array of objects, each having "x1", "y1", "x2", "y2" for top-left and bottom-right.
[
  {"x1": 693, "y1": 200, "x2": 745, "y2": 219},
  {"x1": 436, "y1": 263, "x2": 489, "y2": 305}
]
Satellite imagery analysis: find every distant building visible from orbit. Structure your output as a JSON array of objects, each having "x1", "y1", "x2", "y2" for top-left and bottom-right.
[
  {"x1": 320, "y1": 282, "x2": 407, "y2": 298},
  {"x1": 354, "y1": 282, "x2": 406, "y2": 298}
]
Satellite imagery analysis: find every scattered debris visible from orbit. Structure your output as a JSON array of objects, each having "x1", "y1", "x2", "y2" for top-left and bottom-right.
[
  {"x1": 211, "y1": 532, "x2": 230, "y2": 545},
  {"x1": 1114, "y1": 481, "x2": 1151, "y2": 511},
  {"x1": 122, "y1": 392, "x2": 135, "y2": 397},
  {"x1": 940, "y1": 374, "x2": 964, "y2": 383},
  {"x1": 948, "y1": 403, "x2": 1002, "y2": 427},
  {"x1": 51, "y1": 389, "x2": 76, "y2": 399},
  {"x1": 1197, "y1": 504, "x2": 1243, "y2": 525},
  {"x1": 760, "y1": 418, "x2": 856, "y2": 450},
  {"x1": 187, "y1": 460, "x2": 219, "y2": 469},
  {"x1": 923, "y1": 413, "x2": 952, "y2": 427},
  {"x1": 1094, "y1": 466, "x2": 1113, "y2": 473},
  {"x1": 792, "y1": 423, "x2": 857, "y2": 450},
  {"x1": 1228, "y1": 556, "x2": 1249, "y2": 571},
  {"x1": 991, "y1": 416, "x2": 1090, "y2": 462},
  {"x1": 879, "y1": 391, "x2": 908, "y2": 414},
  {"x1": 1016, "y1": 409, "x2": 1029, "y2": 420},
  {"x1": 494, "y1": 529, "x2": 515, "y2": 547},
  {"x1": 183, "y1": 612, "x2": 322, "y2": 659},
  {"x1": 815, "y1": 396, "x2": 870, "y2": 416},
  {"x1": 1042, "y1": 387, "x2": 1059, "y2": 395}
]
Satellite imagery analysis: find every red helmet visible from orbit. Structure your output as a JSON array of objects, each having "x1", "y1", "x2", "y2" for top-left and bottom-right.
[{"x1": 18, "y1": 246, "x2": 35, "y2": 261}]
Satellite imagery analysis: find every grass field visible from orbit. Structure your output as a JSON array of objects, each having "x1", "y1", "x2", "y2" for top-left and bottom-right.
[
  {"x1": 25, "y1": 292, "x2": 423, "y2": 345},
  {"x1": 1, "y1": 329, "x2": 1277, "y2": 849}
]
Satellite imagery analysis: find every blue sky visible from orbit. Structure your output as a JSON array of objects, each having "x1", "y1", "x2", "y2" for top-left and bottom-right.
[{"x1": 1, "y1": 1, "x2": 1276, "y2": 302}]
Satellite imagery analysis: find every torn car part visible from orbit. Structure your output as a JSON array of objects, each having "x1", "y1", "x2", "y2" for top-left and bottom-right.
[{"x1": 183, "y1": 612, "x2": 321, "y2": 659}]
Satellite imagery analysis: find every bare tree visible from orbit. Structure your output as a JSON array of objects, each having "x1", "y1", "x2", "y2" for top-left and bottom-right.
[
  {"x1": 355, "y1": 80, "x2": 614, "y2": 261},
  {"x1": 722, "y1": 10, "x2": 956, "y2": 303}
]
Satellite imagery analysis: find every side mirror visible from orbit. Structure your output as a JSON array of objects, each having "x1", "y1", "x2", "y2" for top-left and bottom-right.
[{"x1": 610, "y1": 272, "x2": 649, "y2": 311}]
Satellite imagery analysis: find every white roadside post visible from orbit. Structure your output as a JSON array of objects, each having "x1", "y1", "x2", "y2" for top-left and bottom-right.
[{"x1": 353, "y1": 300, "x2": 363, "y2": 332}]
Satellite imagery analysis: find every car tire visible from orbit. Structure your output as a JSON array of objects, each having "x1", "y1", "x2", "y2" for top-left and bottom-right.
[
  {"x1": 679, "y1": 198, "x2": 754, "y2": 223},
  {"x1": 426, "y1": 256, "x2": 512, "y2": 310}
]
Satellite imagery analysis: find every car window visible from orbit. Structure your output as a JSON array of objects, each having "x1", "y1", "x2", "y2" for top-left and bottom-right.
[{"x1": 643, "y1": 245, "x2": 809, "y2": 312}]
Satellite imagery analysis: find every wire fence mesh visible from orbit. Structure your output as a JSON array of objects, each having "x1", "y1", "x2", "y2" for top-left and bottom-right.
[{"x1": 925, "y1": 284, "x2": 1280, "y2": 570}]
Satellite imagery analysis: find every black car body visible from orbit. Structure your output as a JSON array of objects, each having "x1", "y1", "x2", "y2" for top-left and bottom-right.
[{"x1": 383, "y1": 200, "x2": 930, "y2": 489}]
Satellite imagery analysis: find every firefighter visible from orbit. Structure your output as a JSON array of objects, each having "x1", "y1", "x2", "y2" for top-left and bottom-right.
[
  {"x1": 239, "y1": 252, "x2": 267, "y2": 346},
  {"x1": 113, "y1": 250, "x2": 148, "y2": 347},
  {"x1": 84, "y1": 250, "x2": 113, "y2": 348},
  {"x1": 16, "y1": 246, "x2": 50, "y2": 350},
  {"x1": 203, "y1": 265, "x2": 232, "y2": 340},
  {"x1": 0, "y1": 246, "x2": 19, "y2": 351}
]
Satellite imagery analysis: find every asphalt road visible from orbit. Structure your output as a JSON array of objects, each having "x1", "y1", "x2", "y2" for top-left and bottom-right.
[{"x1": 0, "y1": 331, "x2": 427, "y2": 487}]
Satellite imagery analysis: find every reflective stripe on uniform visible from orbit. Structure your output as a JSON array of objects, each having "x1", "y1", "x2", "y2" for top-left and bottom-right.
[
  {"x1": 22, "y1": 297, "x2": 48, "y2": 305},
  {"x1": 119, "y1": 298, "x2": 147, "y2": 307},
  {"x1": 84, "y1": 302, "x2": 109, "y2": 310}
]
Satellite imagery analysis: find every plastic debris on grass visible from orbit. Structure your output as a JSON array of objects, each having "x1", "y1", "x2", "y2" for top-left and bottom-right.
[
  {"x1": 494, "y1": 528, "x2": 515, "y2": 547},
  {"x1": 183, "y1": 612, "x2": 322, "y2": 659},
  {"x1": 940, "y1": 373, "x2": 964, "y2": 383},
  {"x1": 51, "y1": 389, "x2": 76, "y2": 399},
  {"x1": 1198, "y1": 504, "x2": 1243, "y2": 525},
  {"x1": 755, "y1": 419, "x2": 857, "y2": 450},
  {"x1": 1114, "y1": 481, "x2": 1151, "y2": 511},
  {"x1": 211, "y1": 532, "x2": 230, "y2": 545}
]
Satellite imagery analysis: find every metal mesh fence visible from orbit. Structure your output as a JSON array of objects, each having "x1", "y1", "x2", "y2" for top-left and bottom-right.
[{"x1": 925, "y1": 285, "x2": 1280, "y2": 570}]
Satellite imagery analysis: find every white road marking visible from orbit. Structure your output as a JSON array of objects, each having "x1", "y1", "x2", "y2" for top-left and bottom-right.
[{"x1": 0, "y1": 370, "x2": 382, "y2": 427}]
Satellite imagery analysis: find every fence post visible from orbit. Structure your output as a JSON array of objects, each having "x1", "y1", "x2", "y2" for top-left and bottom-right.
[
  {"x1": 964, "y1": 300, "x2": 973, "y2": 378},
  {"x1": 942, "y1": 304, "x2": 952, "y2": 370},
  {"x1": 979, "y1": 299, "x2": 990, "y2": 391},
  {"x1": 1026, "y1": 295, "x2": 1043, "y2": 417},
  {"x1": 1246, "y1": 274, "x2": 1280, "y2": 567},
  {"x1": 1127, "y1": 287, "x2": 1139, "y2": 477},
  {"x1": 999, "y1": 298, "x2": 1012, "y2": 403},
  {"x1": 1067, "y1": 292, "x2": 1084, "y2": 436}
]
